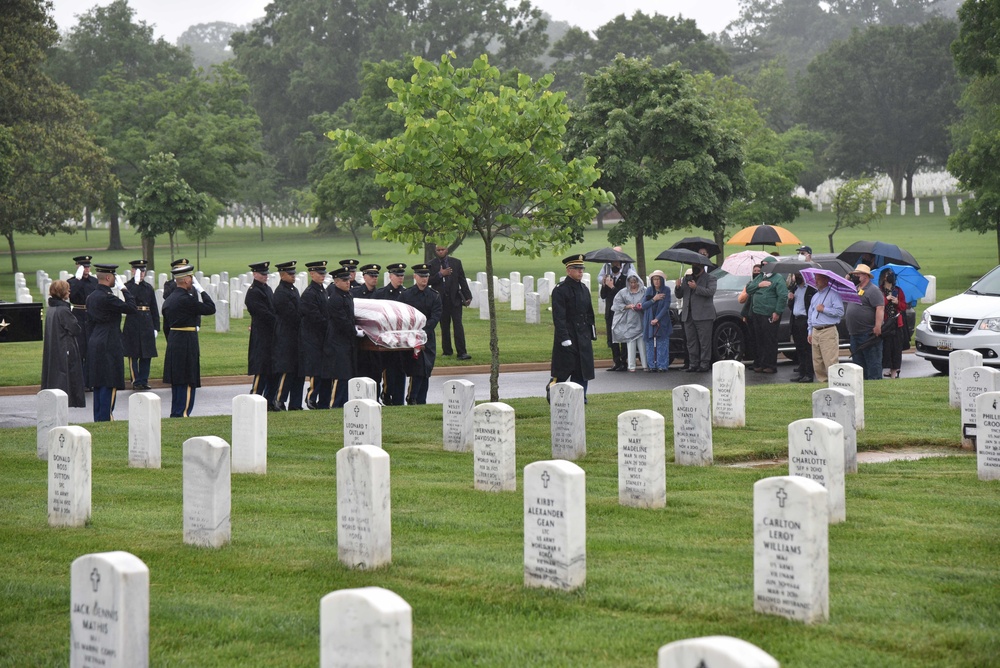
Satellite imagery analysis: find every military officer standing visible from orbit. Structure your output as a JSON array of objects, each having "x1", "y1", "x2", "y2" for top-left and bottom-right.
[
  {"x1": 300, "y1": 260, "x2": 331, "y2": 408},
  {"x1": 351, "y1": 263, "x2": 382, "y2": 399},
  {"x1": 68, "y1": 255, "x2": 98, "y2": 389},
  {"x1": 375, "y1": 263, "x2": 407, "y2": 405},
  {"x1": 351, "y1": 263, "x2": 380, "y2": 298},
  {"x1": 401, "y1": 263, "x2": 442, "y2": 405},
  {"x1": 547, "y1": 254, "x2": 596, "y2": 401},
  {"x1": 122, "y1": 259, "x2": 159, "y2": 390},
  {"x1": 325, "y1": 266, "x2": 361, "y2": 408},
  {"x1": 162, "y1": 258, "x2": 191, "y2": 337},
  {"x1": 86, "y1": 263, "x2": 137, "y2": 421},
  {"x1": 162, "y1": 264, "x2": 216, "y2": 418},
  {"x1": 245, "y1": 261, "x2": 279, "y2": 409},
  {"x1": 272, "y1": 260, "x2": 304, "y2": 410}
]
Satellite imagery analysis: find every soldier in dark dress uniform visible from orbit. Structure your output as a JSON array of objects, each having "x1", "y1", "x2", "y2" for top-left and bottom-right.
[
  {"x1": 67, "y1": 255, "x2": 98, "y2": 389},
  {"x1": 272, "y1": 260, "x2": 304, "y2": 410},
  {"x1": 375, "y1": 263, "x2": 407, "y2": 405},
  {"x1": 162, "y1": 264, "x2": 216, "y2": 418},
  {"x1": 85, "y1": 263, "x2": 137, "y2": 421},
  {"x1": 121, "y1": 259, "x2": 159, "y2": 390},
  {"x1": 400, "y1": 263, "x2": 442, "y2": 405},
  {"x1": 325, "y1": 267, "x2": 361, "y2": 408},
  {"x1": 547, "y1": 254, "x2": 596, "y2": 402},
  {"x1": 245, "y1": 261, "x2": 279, "y2": 409},
  {"x1": 161, "y1": 258, "x2": 190, "y2": 336},
  {"x1": 299, "y1": 261, "x2": 330, "y2": 409},
  {"x1": 351, "y1": 263, "x2": 382, "y2": 400}
]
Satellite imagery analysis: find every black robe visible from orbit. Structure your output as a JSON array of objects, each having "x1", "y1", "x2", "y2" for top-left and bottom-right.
[
  {"x1": 68, "y1": 275, "x2": 98, "y2": 370},
  {"x1": 86, "y1": 284, "x2": 137, "y2": 389},
  {"x1": 298, "y1": 281, "x2": 328, "y2": 377},
  {"x1": 271, "y1": 281, "x2": 301, "y2": 375},
  {"x1": 162, "y1": 288, "x2": 215, "y2": 386},
  {"x1": 323, "y1": 285, "x2": 357, "y2": 380},
  {"x1": 400, "y1": 285, "x2": 442, "y2": 377},
  {"x1": 41, "y1": 298, "x2": 85, "y2": 407},
  {"x1": 550, "y1": 277, "x2": 596, "y2": 381},
  {"x1": 122, "y1": 280, "x2": 159, "y2": 359},
  {"x1": 244, "y1": 280, "x2": 276, "y2": 376}
]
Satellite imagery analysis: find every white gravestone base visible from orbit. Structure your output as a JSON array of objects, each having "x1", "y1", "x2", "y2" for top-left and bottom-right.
[
  {"x1": 474, "y1": 402, "x2": 516, "y2": 491},
  {"x1": 48, "y1": 426, "x2": 92, "y2": 527},
  {"x1": 524, "y1": 460, "x2": 586, "y2": 590},
  {"x1": 618, "y1": 410, "x2": 665, "y2": 508},
  {"x1": 337, "y1": 445, "x2": 392, "y2": 569},
  {"x1": 320, "y1": 587, "x2": 412, "y2": 668},
  {"x1": 183, "y1": 436, "x2": 232, "y2": 548}
]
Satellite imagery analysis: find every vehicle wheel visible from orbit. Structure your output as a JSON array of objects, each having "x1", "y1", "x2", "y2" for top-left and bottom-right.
[
  {"x1": 930, "y1": 359, "x2": 949, "y2": 374},
  {"x1": 713, "y1": 320, "x2": 745, "y2": 361}
]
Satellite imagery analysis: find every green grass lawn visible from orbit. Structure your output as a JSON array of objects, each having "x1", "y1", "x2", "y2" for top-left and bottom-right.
[{"x1": 1, "y1": 378, "x2": 998, "y2": 666}]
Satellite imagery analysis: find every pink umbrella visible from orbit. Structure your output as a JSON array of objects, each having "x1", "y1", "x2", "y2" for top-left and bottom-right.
[
  {"x1": 800, "y1": 268, "x2": 863, "y2": 304},
  {"x1": 720, "y1": 250, "x2": 771, "y2": 276}
]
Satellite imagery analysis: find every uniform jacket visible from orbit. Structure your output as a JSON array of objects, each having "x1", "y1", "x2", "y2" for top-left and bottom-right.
[
  {"x1": 162, "y1": 288, "x2": 215, "y2": 386},
  {"x1": 550, "y1": 277, "x2": 596, "y2": 380},
  {"x1": 272, "y1": 281, "x2": 301, "y2": 375},
  {"x1": 350, "y1": 283, "x2": 378, "y2": 298},
  {"x1": 400, "y1": 285, "x2": 442, "y2": 377},
  {"x1": 298, "y1": 281, "x2": 328, "y2": 377},
  {"x1": 41, "y1": 298, "x2": 85, "y2": 407},
  {"x1": 429, "y1": 255, "x2": 472, "y2": 306},
  {"x1": 122, "y1": 279, "x2": 159, "y2": 359},
  {"x1": 674, "y1": 270, "x2": 717, "y2": 321},
  {"x1": 375, "y1": 284, "x2": 406, "y2": 301},
  {"x1": 86, "y1": 284, "x2": 137, "y2": 389},
  {"x1": 68, "y1": 275, "x2": 98, "y2": 345},
  {"x1": 245, "y1": 280, "x2": 276, "y2": 376},
  {"x1": 324, "y1": 285, "x2": 358, "y2": 380}
]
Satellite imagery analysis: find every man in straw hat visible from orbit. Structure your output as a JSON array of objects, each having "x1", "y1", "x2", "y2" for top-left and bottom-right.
[{"x1": 845, "y1": 263, "x2": 884, "y2": 380}]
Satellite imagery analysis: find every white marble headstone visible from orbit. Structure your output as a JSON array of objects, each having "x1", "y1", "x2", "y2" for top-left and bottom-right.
[
  {"x1": 474, "y1": 402, "x2": 516, "y2": 492},
  {"x1": 537, "y1": 277, "x2": 551, "y2": 303},
  {"x1": 70, "y1": 551, "x2": 149, "y2": 668},
  {"x1": 497, "y1": 278, "x2": 510, "y2": 303},
  {"x1": 811, "y1": 388, "x2": 857, "y2": 474},
  {"x1": 479, "y1": 289, "x2": 490, "y2": 320},
  {"x1": 712, "y1": 360, "x2": 746, "y2": 428},
  {"x1": 672, "y1": 384, "x2": 713, "y2": 466},
  {"x1": 975, "y1": 391, "x2": 1000, "y2": 481},
  {"x1": 523, "y1": 275, "x2": 534, "y2": 294},
  {"x1": 959, "y1": 366, "x2": 1000, "y2": 449},
  {"x1": 183, "y1": 436, "x2": 232, "y2": 548},
  {"x1": 951, "y1": 350, "x2": 984, "y2": 408},
  {"x1": 442, "y1": 379, "x2": 475, "y2": 452},
  {"x1": 477, "y1": 271, "x2": 487, "y2": 285},
  {"x1": 128, "y1": 392, "x2": 161, "y2": 469},
  {"x1": 48, "y1": 426, "x2": 91, "y2": 527},
  {"x1": 467, "y1": 281, "x2": 481, "y2": 308},
  {"x1": 523, "y1": 460, "x2": 586, "y2": 591},
  {"x1": 232, "y1": 394, "x2": 267, "y2": 474},
  {"x1": 550, "y1": 382, "x2": 586, "y2": 460},
  {"x1": 348, "y1": 377, "x2": 378, "y2": 402},
  {"x1": 37, "y1": 388, "x2": 68, "y2": 460},
  {"x1": 337, "y1": 445, "x2": 391, "y2": 569},
  {"x1": 510, "y1": 282, "x2": 525, "y2": 311},
  {"x1": 829, "y1": 363, "x2": 865, "y2": 430},
  {"x1": 788, "y1": 418, "x2": 846, "y2": 523},
  {"x1": 617, "y1": 410, "x2": 666, "y2": 508},
  {"x1": 319, "y1": 587, "x2": 412, "y2": 668},
  {"x1": 344, "y1": 399, "x2": 382, "y2": 449},
  {"x1": 658, "y1": 636, "x2": 779, "y2": 668},
  {"x1": 525, "y1": 292, "x2": 541, "y2": 324},
  {"x1": 215, "y1": 301, "x2": 230, "y2": 332},
  {"x1": 753, "y1": 475, "x2": 829, "y2": 624}
]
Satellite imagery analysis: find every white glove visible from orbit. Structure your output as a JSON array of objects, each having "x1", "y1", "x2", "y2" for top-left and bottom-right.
[
  {"x1": 134, "y1": 272, "x2": 141, "y2": 285},
  {"x1": 196, "y1": 326, "x2": 200, "y2": 332},
  {"x1": 114, "y1": 274, "x2": 126, "y2": 292},
  {"x1": 75, "y1": 265, "x2": 84, "y2": 280},
  {"x1": 561, "y1": 339, "x2": 572, "y2": 347},
  {"x1": 193, "y1": 279, "x2": 205, "y2": 294},
  {"x1": 355, "y1": 327, "x2": 366, "y2": 338},
  {"x1": 153, "y1": 330, "x2": 159, "y2": 339}
]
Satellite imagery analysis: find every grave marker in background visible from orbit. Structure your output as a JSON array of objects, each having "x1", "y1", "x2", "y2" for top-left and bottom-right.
[
  {"x1": 48, "y1": 426, "x2": 91, "y2": 527},
  {"x1": 524, "y1": 460, "x2": 586, "y2": 591},
  {"x1": 183, "y1": 436, "x2": 231, "y2": 548},
  {"x1": 232, "y1": 394, "x2": 267, "y2": 474},
  {"x1": 672, "y1": 384, "x2": 712, "y2": 466},
  {"x1": 37, "y1": 388, "x2": 68, "y2": 460},
  {"x1": 549, "y1": 382, "x2": 586, "y2": 460},
  {"x1": 337, "y1": 445, "x2": 391, "y2": 569},
  {"x1": 975, "y1": 391, "x2": 1000, "y2": 481},
  {"x1": 960, "y1": 366, "x2": 1000, "y2": 449},
  {"x1": 788, "y1": 418, "x2": 846, "y2": 523},
  {"x1": 344, "y1": 399, "x2": 382, "y2": 449},
  {"x1": 617, "y1": 410, "x2": 665, "y2": 508},
  {"x1": 829, "y1": 363, "x2": 865, "y2": 429},
  {"x1": 320, "y1": 587, "x2": 412, "y2": 668},
  {"x1": 442, "y1": 379, "x2": 475, "y2": 452},
  {"x1": 128, "y1": 392, "x2": 161, "y2": 469},
  {"x1": 473, "y1": 402, "x2": 516, "y2": 492},
  {"x1": 658, "y1": 636, "x2": 779, "y2": 668},
  {"x1": 811, "y1": 388, "x2": 857, "y2": 474},
  {"x1": 712, "y1": 361, "x2": 746, "y2": 427},
  {"x1": 348, "y1": 377, "x2": 378, "y2": 402},
  {"x1": 950, "y1": 350, "x2": 984, "y2": 408}
]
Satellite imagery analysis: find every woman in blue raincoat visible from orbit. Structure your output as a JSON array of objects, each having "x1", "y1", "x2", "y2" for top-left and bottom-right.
[{"x1": 638, "y1": 269, "x2": 672, "y2": 371}]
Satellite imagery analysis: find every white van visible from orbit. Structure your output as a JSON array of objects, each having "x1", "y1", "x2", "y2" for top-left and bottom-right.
[{"x1": 915, "y1": 265, "x2": 1000, "y2": 372}]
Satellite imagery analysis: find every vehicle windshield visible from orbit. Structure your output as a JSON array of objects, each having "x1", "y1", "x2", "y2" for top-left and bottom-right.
[
  {"x1": 967, "y1": 265, "x2": 1000, "y2": 296},
  {"x1": 710, "y1": 269, "x2": 750, "y2": 291}
]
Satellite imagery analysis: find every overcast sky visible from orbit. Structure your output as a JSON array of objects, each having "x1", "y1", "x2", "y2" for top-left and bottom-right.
[{"x1": 50, "y1": 0, "x2": 743, "y2": 42}]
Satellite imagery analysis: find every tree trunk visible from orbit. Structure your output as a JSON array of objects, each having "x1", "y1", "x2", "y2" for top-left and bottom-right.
[
  {"x1": 484, "y1": 235, "x2": 500, "y2": 402},
  {"x1": 84, "y1": 207, "x2": 91, "y2": 241},
  {"x1": 423, "y1": 241, "x2": 436, "y2": 264},
  {"x1": 713, "y1": 229, "x2": 726, "y2": 263},
  {"x1": 5, "y1": 232, "x2": 18, "y2": 274},
  {"x1": 107, "y1": 206, "x2": 124, "y2": 251},
  {"x1": 996, "y1": 221, "x2": 1000, "y2": 265},
  {"x1": 596, "y1": 208, "x2": 605, "y2": 231},
  {"x1": 635, "y1": 233, "x2": 646, "y2": 279},
  {"x1": 352, "y1": 227, "x2": 361, "y2": 255},
  {"x1": 887, "y1": 165, "x2": 905, "y2": 204},
  {"x1": 905, "y1": 171, "x2": 915, "y2": 203},
  {"x1": 141, "y1": 236, "x2": 155, "y2": 273},
  {"x1": 258, "y1": 202, "x2": 264, "y2": 242}
]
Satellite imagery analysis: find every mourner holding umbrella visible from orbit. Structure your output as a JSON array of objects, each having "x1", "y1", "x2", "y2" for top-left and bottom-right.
[
  {"x1": 548, "y1": 254, "x2": 597, "y2": 400},
  {"x1": 162, "y1": 263, "x2": 216, "y2": 418},
  {"x1": 806, "y1": 272, "x2": 846, "y2": 383},
  {"x1": 86, "y1": 263, "x2": 137, "y2": 421},
  {"x1": 121, "y1": 259, "x2": 159, "y2": 391},
  {"x1": 672, "y1": 255, "x2": 717, "y2": 373}
]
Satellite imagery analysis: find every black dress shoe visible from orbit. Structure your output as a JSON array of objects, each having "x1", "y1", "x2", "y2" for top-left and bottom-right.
[
  {"x1": 797, "y1": 376, "x2": 814, "y2": 383},
  {"x1": 457, "y1": 354, "x2": 472, "y2": 360},
  {"x1": 442, "y1": 351, "x2": 453, "y2": 356},
  {"x1": 790, "y1": 375, "x2": 804, "y2": 383},
  {"x1": 698, "y1": 366, "x2": 712, "y2": 372}
]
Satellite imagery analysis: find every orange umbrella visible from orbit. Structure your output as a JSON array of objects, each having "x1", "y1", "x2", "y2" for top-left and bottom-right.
[{"x1": 727, "y1": 224, "x2": 802, "y2": 247}]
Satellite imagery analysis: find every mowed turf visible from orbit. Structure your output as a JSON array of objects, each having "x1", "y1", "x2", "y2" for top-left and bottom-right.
[
  {"x1": 1, "y1": 200, "x2": 998, "y2": 386},
  {"x1": 1, "y1": 378, "x2": 997, "y2": 666}
]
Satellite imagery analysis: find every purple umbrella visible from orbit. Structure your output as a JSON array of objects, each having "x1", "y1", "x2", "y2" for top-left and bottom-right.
[{"x1": 800, "y1": 268, "x2": 863, "y2": 304}]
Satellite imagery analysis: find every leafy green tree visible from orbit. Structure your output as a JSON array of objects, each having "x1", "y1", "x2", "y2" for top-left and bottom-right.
[
  {"x1": 0, "y1": 0, "x2": 113, "y2": 272},
  {"x1": 232, "y1": 0, "x2": 548, "y2": 187},
  {"x1": 948, "y1": 0, "x2": 1000, "y2": 260},
  {"x1": 798, "y1": 19, "x2": 961, "y2": 203},
  {"x1": 828, "y1": 176, "x2": 882, "y2": 252},
  {"x1": 129, "y1": 152, "x2": 208, "y2": 269},
  {"x1": 185, "y1": 198, "x2": 223, "y2": 269},
  {"x1": 176, "y1": 22, "x2": 249, "y2": 69},
  {"x1": 568, "y1": 56, "x2": 746, "y2": 275},
  {"x1": 331, "y1": 53, "x2": 610, "y2": 400}
]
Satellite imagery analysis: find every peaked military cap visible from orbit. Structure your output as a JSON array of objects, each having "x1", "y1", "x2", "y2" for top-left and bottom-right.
[
  {"x1": 359, "y1": 263, "x2": 381, "y2": 274},
  {"x1": 171, "y1": 264, "x2": 194, "y2": 278},
  {"x1": 562, "y1": 253, "x2": 586, "y2": 268},
  {"x1": 305, "y1": 260, "x2": 328, "y2": 273},
  {"x1": 170, "y1": 258, "x2": 190, "y2": 268},
  {"x1": 249, "y1": 261, "x2": 270, "y2": 273},
  {"x1": 73, "y1": 255, "x2": 92, "y2": 266},
  {"x1": 339, "y1": 258, "x2": 360, "y2": 270},
  {"x1": 386, "y1": 263, "x2": 407, "y2": 275},
  {"x1": 275, "y1": 260, "x2": 297, "y2": 273},
  {"x1": 128, "y1": 259, "x2": 148, "y2": 269},
  {"x1": 93, "y1": 263, "x2": 118, "y2": 274},
  {"x1": 330, "y1": 267, "x2": 352, "y2": 280},
  {"x1": 411, "y1": 263, "x2": 432, "y2": 276}
]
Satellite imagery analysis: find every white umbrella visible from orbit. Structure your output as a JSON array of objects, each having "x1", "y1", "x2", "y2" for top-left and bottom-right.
[{"x1": 720, "y1": 250, "x2": 771, "y2": 276}]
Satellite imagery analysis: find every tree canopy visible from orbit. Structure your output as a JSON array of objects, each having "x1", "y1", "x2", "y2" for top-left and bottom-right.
[
  {"x1": 331, "y1": 53, "x2": 609, "y2": 400},
  {"x1": 130, "y1": 152, "x2": 208, "y2": 269},
  {"x1": 827, "y1": 176, "x2": 882, "y2": 252}
]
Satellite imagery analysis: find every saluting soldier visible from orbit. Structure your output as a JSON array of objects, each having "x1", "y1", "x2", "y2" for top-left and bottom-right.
[
  {"x1": 375, "y1": 262, "x2": 407, "y2": 405},
  {"x1": 272, "y1": 260, "x2": 304, "y2": 410},
  {"x1": 121, "y1": 259, "x2": 159, "y2": 391},
  {"x1": 400, "y1": 263, "x2": 442, "y2": 405},
  {"x1": 300, "y1": 260, "x2": 331, "y2": 409},
  {"x1": 325, "y1": 266, "x2": 361, "y2": 408},
  {"x1": 245, "y1": 261, "x2": 279, "y2": 409},
  {"x1": 162, "y1": 258, "x2": 191, "y2": 336},
  {"x1": 67, "y1": 255, "x2": 98, "y2": 389},
  {"x1": 547, "y1": 254, "x2": 597, "y2": 402},
  {"x1": 85, "y1": 263, "x2": 137, "y2": 421},
  {"x1": 162, "y1": 263, "x2": 216, "y2": 418}
]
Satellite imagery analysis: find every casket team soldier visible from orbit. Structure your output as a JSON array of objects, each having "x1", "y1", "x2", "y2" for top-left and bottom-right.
[
  {"x1": 401, "y1": 263, "x2": 442, "y2": 405},
  {"x1": 325, "y1": 266, "x2": 362, "y2": 408},
  {"x1": 162, "y1": 263, "x2": 216, "y2": 418},
  {"x1": 351, "y1": 263, "x2": 380, "y2": 298},
  {"x1": 300, "y1": 260, "x2": 331, "y2": 408},
  {"x1": 272, "y1": 260, "x2": 304, "y2": 410},
  {"x1": 86, "y1": 263, "x2": 137, "y2": 421},
  {"x1": 330, "y1": 258, "x2": 359, "y2": 296},
  {"x1": 352, "y1": 263, "x2": 382, "y2": 400},
  {"x1": 122, "y1": 259, "x2": 159, "y2": 391},
  {"x1": 68, "y1": 255, "x2": 98, "y2": 389},
  {"x1": 245, "y1": 261, "x2": 280, "y2": 409},
  {"x1": 375, "y1": 262, "x2": 407, "y2": 405}
]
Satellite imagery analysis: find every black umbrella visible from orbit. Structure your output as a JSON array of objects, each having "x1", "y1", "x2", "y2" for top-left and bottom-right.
[
  {"x1": 771, "y1": 259, "x2": 820, "y2": 275},
  {"x1": 655, "y1": 248, "x2": 716, "y2": 268},
  {"x1": 670, "y1": 236, "x2": 721, "y2": 258},
  {"x1": 837, "y1": 240, "x2": 920, "y2": 270},
  {"x1": 583, "y1": 247, "x2": 635, "y2": 263}
]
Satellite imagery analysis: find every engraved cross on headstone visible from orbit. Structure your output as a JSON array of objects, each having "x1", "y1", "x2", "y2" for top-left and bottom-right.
[
  {"x1": 776, "y1": 488, "x2": 788, "y2": 508},
  {"x1": 825, "y1": 395, "x2": 832, "y2": 407},
  {"x1": 804, "y1": 426, "x2": 813, "y2": 442},
  {"x1": 630, "y1": 417, "x2": 639, "y2": 431},
  {"x1": 974, "y1": 370, "x2": 981, "y2": 382},
  {"x1": 541, "y1": 470, "x2": 550, "y2": 489},
  {"x1": 683, "y1": 389, "x2": 690, "y2": 402},
  {"x1": 90, "y1": 568, "x2": 101, "y2": 592},
  {"x1": 452, "y1": 385, "x2": 456, "y2": 394},
  {"x1": 353, "y1": 405, "x2": 360, "y2": 418},
  {"x1": 558, "y1": 387, "x2": 565, "y2": 398},
  {"x1": 59, "y1": 433, "x2": 65, "y2": 445},
  {"x1": 484, "y1": 409, "x2": 491, "y2": 422}
]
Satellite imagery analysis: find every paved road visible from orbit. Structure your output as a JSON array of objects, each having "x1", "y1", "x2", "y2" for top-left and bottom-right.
[{"x1": 1, "y1": 353, "x2": 941, "y2": 429}]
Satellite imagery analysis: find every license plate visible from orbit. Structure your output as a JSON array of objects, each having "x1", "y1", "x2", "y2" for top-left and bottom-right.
[{"x1": 937, "y1": 340, "x2": 953, "y2": 351}]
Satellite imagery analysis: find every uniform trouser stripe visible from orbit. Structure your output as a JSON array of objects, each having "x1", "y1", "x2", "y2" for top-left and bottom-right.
[
  {"x1": 129, "y1": 358, "x2": 137, "y2": 383},
  {"x1": 275, "y1": 374, "x2": 287, "y2": 400},
  {"x1": 110, "y1": 388, "x2": 117, "y2": 420},
  {"x1": 329, "y1": 380, "x2": 338, "y2": 409},
  {"x1": 183, "y1": 386, "x2": 192, "y2": 417},
  {"x1": 251, "y1": 375, "x2": 261, "y2": 394}
]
